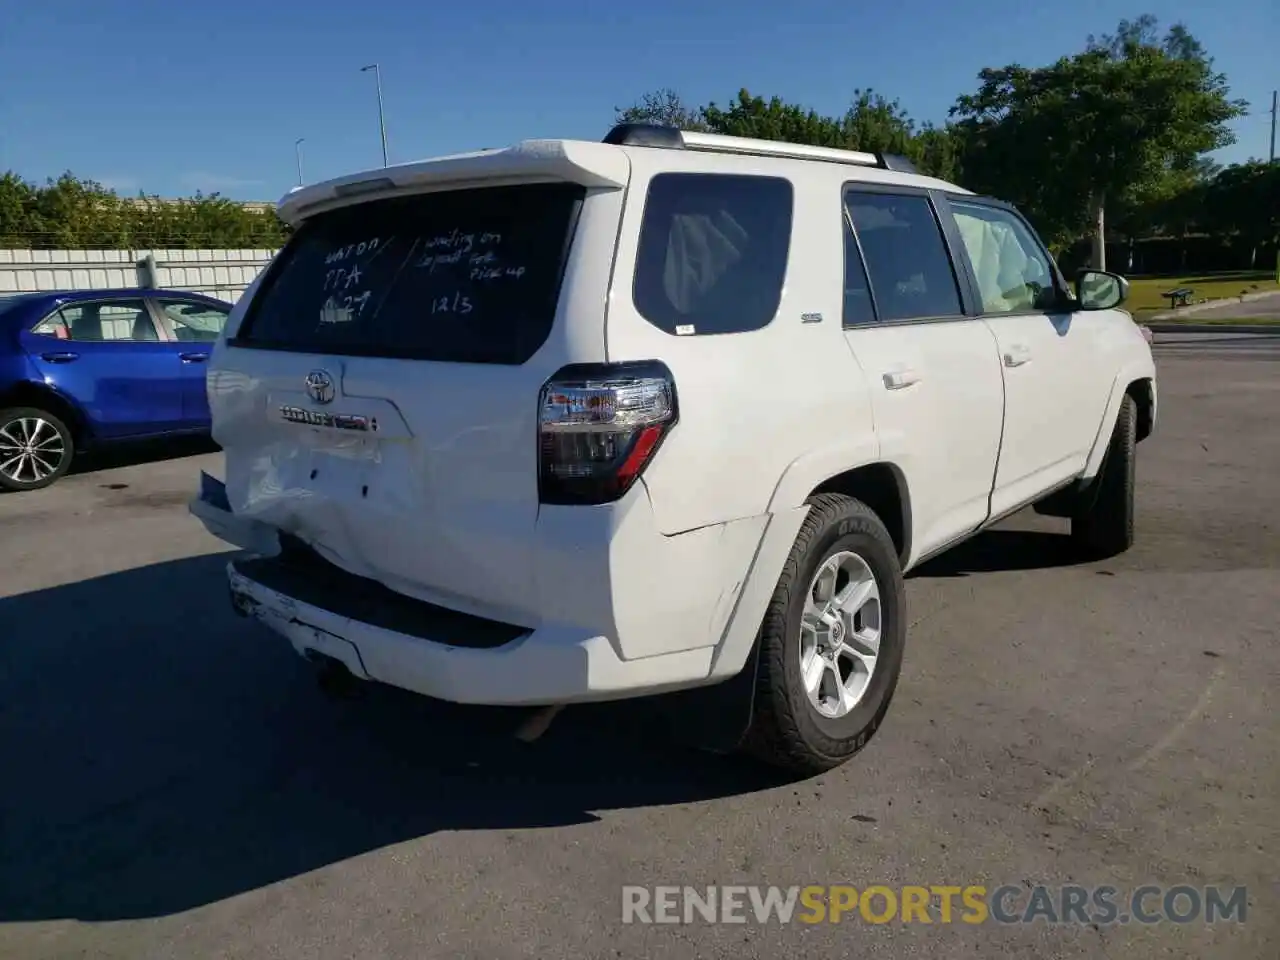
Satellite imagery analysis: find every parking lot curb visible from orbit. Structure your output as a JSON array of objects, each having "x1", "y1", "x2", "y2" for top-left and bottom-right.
[
  {"x1": 1144, "y1": 323, "x2": 1280, "y2": 334},
  {"x1": 1148, "y1": 290, "x2": 1280, "y2": 321}
]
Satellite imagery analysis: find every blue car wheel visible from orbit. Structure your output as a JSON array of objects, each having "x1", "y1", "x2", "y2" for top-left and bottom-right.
[{"x1": 0, "y1": 406, "x2": 75, "y2": 492}]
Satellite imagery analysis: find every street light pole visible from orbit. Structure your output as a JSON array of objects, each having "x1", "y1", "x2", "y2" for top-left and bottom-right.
[
  {"x1": 294, "y1": 138, "x2": 305, "y2": 186},
  {"x1": 1269, "y1": 90, "x2": 1276, "y2": 164},
  {"x1": 361, "y1": 63, "x2": 389, "y2": 167}
]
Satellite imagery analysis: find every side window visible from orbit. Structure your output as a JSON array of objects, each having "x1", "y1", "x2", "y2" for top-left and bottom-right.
[
  {"x1": 33, "y1": 300, "x2": 160, "y2": 342},
  {"x1": 633, "y1": 173, "x2": 793, "y2": 336},
  {"x1": 158, "y1": 299, "x2": 230, "y2": 342},
  {"x1": 842, "y1": 214, "x2": 878, "y2": 326},
  {"x1": 31, "y1": 313, "x2": 71, "y2": 339},
  {"x1": 845, "y1": 192, "x2": 963, "y2": 322},
  {"x1": 949, "y1": 201, "x2": 1057, "y2": 314}
]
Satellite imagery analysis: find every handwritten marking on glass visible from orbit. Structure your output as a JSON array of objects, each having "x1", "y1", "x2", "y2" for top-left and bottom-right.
[
  {"x1": 320, "y1": 290, "x2": 372, "y2": 324},
  {"x1": 323, "y1": 264, "x2": 364, "y2": 292},
  {"x1": 324, "y1": 238, "x2": 380, "y2": 265},
  {"x1": 431, "y1": 292, "x2": 473, "y2": 315},
  {"x1": 416, "y1": 228, "x2": 526, "y2": 284}
]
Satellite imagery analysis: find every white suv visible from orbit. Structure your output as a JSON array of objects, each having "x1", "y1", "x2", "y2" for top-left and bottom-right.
[{"x1": 191, "y1": 123, "x2": 1157, "y2": 774}]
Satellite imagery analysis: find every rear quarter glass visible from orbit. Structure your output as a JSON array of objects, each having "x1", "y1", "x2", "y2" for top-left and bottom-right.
[
  {"x1": 632, "y1": 172, "x2": 793, "y2": 337},
  {"x1": 235, "y1": 182, "x2": 587, "y2": 365}
]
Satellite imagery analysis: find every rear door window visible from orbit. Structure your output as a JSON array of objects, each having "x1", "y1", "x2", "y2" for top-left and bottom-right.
[
  {"x1": 235, "y1": 183, "x2": 586, "y2": 364},
  {"x1": 633, "y1": 173, "x2": 793, "y2": 336},
  {"x1": 34, "y1": 300, "x2": 162, "y2": 342},
  {"x1": 844, "y1": 191, "x2": 964, "y2": 322}
]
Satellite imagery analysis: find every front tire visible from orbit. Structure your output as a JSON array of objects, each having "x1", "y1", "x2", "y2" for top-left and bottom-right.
[
  {"x1": 1072, "y1": 395, "x2": 1137, "y2": 559},
  {"x1": 0, "y1": 407, "x2": 75, "y2": 492},
  {"x1": 744, "y1": 494, "x2": 907, "y2": 776}
]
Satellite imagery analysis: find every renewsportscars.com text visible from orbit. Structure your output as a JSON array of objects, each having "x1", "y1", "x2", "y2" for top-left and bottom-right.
[{"x1": 621, "y1": 884, "x2": 1248, "y2": 926}]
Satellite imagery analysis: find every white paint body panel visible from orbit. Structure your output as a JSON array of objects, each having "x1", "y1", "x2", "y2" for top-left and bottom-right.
[
  {"x1": 844, "y1": 320, "x2": 1005, "y2": 566},
  {"x1": 604, "y1": 147, "x2": 879, "y2": 535},
  {"x1": 984, "y1": 310, "x2": 1121, "y2": 517},
  {"x1": 199, "y1": 134, "x2": 1157, "y2": 706}
]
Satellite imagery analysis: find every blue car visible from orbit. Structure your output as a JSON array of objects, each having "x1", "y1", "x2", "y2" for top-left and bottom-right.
[{"x1": 0, "y1": 288, "x2": 232, "y2": 491}]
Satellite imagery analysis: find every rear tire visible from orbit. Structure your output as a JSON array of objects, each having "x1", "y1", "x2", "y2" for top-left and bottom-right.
[
  {"x1": 1072, "y1": 395, "x2": 1137, "y2": 559},
  {"x1": 0, "y1": 407, "x2": 75, "y2": 492},
  {"x1": 743, "y1": 494, "x2": 906, "y2": 776}
]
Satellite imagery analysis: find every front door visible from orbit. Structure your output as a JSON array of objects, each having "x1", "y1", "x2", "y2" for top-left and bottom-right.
[
  {"x1": 943, "y1": 198, "x2": 1113, "y2": 517},
  {"x1": 150, "y1": 297, "x2": 232, "y2": 427},
  {"x1": 21, "y1": 298, "x2": 185, "y2": 439}
]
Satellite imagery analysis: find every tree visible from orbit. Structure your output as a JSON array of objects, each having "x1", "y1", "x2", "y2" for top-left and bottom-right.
[
  {"x1": 613, "y1": 87, "x2": 961, "y2": 180},
  {"x1": 614, "y1": 89, "x2": 707, "y2": 130},
  {"x1": 951, "y1": 16, "x2": 1246, "y2": 268},
  {"x1": 27, "y1": 173, "x2": 129, "y2": 248},
  {"x1": 1199, "y1": 162, "x2": 1280, "y2": 267},
  {"x1": 912, "y1": 125, "x2": 962, "y2": 183},
  {"x1": 0, "y1": 173, "x2": 38, "y2": 246},
  {"x1": 702, "y1": 88, "x2": 847, "y2": 145},
  {"x1": 0, "y1": 171, "x2": 289, "y2": 249},
  {"x1": 838, "y1": 89, "x2": 918, "y2": 153}
]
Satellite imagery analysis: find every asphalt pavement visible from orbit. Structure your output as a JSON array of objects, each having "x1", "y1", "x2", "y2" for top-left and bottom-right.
[{"x1": 1, "y1": 334, "x2": 1277, "y2": 959}]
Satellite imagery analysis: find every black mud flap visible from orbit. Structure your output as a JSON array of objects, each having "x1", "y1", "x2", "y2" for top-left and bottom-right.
[
  {"x1": 199, "y1": 470, "x2": 231, "y2": 511},
  {"x1": 1032, "y1": 479, "x2": 1093, "y2": 519},
  {"x1": 653, "y1": 642, "x2": 761, "y2": 755}
]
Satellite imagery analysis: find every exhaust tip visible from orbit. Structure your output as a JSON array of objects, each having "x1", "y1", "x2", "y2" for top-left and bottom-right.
[{"x1": 514, "y1": 704, "x2": 566, "y2": 743}]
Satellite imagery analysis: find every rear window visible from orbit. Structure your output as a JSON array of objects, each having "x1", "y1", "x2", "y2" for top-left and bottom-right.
[
  {"x1": 234, "y1": 183, "x2": 586, "y2": 364},
  {"x1": 633, "y1": 173, "x2": 793, "y2": 336}
]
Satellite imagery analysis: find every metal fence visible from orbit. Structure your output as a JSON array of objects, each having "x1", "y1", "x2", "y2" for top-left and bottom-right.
[{"x1": 0, "y1": 248, "x2": 277, "y2": 303}]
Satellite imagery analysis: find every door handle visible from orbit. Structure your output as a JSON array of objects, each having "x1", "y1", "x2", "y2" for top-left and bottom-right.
[
  {"x1": 1003, "y1": 344, "x2": 1032, "y2": 367},
  {"x1": 179, "y1": 352, "x2": 210, "y2": 363},
  {"x1": 882, "y1": 367, "x2": 921, "y2": 390},
  {"x1": 40, "y1": 351, "x2": 79, "y2": 363}
]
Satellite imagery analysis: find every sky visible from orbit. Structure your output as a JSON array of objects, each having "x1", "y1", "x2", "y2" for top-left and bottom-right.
[{"x1": 1, "y1": 0, "x2": 1274, "y2": 202}]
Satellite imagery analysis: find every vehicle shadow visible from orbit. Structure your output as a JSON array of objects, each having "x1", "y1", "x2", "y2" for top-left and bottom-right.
[
  {"x1": 910, "y1": 527, "x2": 1084, "y2": 578},
  {"x1": 69, "y1": 435, "x2": 220, "y2": 478},
  {"x1": 0, "y1": 553, "x2": 783, "y2": 924}
]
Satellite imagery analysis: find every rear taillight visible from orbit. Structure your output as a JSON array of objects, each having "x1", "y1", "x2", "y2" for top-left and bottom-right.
[{"x1": 538, "y1": 360, "x2": 677, "y2": 505}]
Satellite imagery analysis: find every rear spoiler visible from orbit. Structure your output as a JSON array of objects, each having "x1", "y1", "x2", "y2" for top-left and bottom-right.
[{"x1": 278, "y1": 139, "x2": 631, "y2": 225}]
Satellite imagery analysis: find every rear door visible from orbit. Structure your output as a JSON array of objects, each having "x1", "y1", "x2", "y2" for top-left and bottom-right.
[
  {"x1": 942, "y1": 197, "x2": 1115, "y2": 516},
  {"x1": 20, "y1": 298, "x2": 184, "y2": 438},
  {"x1": 838, "y1": 187, "x2": 1005, "y2": 562},
  {"x1": 212, "y1": 181, "x2": 613, "y2": 623},
  {"x1": 150, "y1": 296, "x2": 232, "y2": 427}
]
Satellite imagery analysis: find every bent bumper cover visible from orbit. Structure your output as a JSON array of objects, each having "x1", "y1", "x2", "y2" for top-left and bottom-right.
[
  {"x1": 191, "y1": 471, "x2": 807, "y2": 705},
  {"x1": 189, "y1": 471, "x2": 281, "y2": 556},
  {"x1": 226, "y1": 559, "x2": 715, "y2": 705}
]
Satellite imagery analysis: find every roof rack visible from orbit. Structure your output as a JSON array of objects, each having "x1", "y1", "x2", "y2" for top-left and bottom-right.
[{"x1": 602, "y1": 122, "x2": 920, "y2": 174}]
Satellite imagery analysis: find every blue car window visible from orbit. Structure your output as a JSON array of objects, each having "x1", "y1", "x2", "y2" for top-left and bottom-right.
[{"x1": 44, "y1": 301, "x2": 160, "y2": 342}]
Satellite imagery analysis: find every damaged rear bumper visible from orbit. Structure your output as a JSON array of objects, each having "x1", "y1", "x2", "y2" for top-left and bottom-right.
[{"x1": 188, "y1": 471, "x2": 281, "y2": 556}]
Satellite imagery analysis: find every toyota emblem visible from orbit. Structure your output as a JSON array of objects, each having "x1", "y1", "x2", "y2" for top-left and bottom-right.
[{"x1": 304, "y1": 369, "x2": 335, "y2": 405}]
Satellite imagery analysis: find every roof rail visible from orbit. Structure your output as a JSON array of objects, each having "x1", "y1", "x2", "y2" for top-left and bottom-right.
[{"x1": 602, "y1": 122, "x2": 922, "y2": 174}]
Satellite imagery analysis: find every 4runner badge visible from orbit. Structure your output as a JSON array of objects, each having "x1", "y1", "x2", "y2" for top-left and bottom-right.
[
  {"x1": 304, "y1": 369, "x2": 335, "y2": 405},
  {"x1": 279, "y1": 405, "x2": 371, "y2": 432}
]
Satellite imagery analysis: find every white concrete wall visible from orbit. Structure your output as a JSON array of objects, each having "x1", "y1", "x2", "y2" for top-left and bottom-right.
[{"x1": 0, "y1": 248, "x2": 277, "y2": 303}]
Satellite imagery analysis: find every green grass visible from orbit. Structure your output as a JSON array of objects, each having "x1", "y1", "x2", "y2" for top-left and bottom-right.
[{"x1": 1124, "y1": 271, "x2": 1279, "y2": 313}]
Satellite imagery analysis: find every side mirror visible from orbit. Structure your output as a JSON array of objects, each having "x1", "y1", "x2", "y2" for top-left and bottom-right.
[{"x1": 1074, "y1": 269, "x2": 1129, "y2": 310}]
